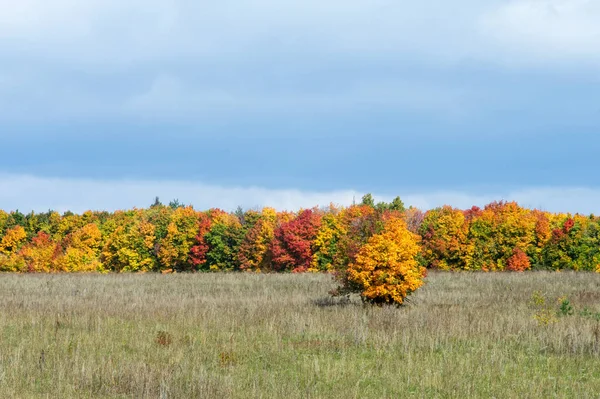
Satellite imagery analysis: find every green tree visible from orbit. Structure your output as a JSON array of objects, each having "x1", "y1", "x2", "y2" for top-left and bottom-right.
[
  {"x1": 204, "y1": 217, "x2": 244, "y2": 271},
  {"x1": 361, "y1": 193, "x2": 375, "y2": 208}
]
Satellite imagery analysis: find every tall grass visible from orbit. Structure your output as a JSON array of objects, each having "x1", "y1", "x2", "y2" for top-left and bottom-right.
[{"x1": 0, "y1": 272, "x2": 599, "y2": 398}]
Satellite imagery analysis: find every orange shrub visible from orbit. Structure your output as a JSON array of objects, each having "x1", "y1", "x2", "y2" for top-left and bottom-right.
[{"x1": 345, "y1": 217, "x2": 425, "y2": 306}]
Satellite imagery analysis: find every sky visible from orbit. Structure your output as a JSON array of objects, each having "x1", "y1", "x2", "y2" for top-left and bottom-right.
[{"x1": 1, "y1": 0, "x2": 599, "y2": 213}]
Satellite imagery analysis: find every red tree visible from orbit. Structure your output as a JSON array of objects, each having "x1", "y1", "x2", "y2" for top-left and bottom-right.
[
  {"x1": 270, "y1": 209, "x2": 322, "y2": 272},
  {"x1": 188, "y1": 213, "x2": 213, "y2": 269}
]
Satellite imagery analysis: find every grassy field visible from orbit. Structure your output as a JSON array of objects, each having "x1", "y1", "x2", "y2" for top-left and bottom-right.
[{"x1": 0, "y1": 272, "x2": 599, "y2": 398}]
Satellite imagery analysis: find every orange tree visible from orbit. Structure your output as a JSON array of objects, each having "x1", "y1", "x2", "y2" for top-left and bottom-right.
[
  {"x1": 334, "y1": 216, "x2": 425, "y2": 306},
  {"x1": 19, "y1": 231, "x2": 58, "y2": 273}
]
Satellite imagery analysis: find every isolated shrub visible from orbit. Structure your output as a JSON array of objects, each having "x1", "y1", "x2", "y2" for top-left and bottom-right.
[{"x1": 336, "y1": 217, "x2": 425, "y2": 306}]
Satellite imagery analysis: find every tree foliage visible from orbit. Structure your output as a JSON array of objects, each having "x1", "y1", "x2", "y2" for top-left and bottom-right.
[
  {"x1": 342, "y1": 217, "x2": 425, "y2": 305},
  {"x1": 0, "y1": 196, "x2": 597, "y2": 280},
  {"x1": 270, "y1": 209, "x2": 322, "y2": 272}
]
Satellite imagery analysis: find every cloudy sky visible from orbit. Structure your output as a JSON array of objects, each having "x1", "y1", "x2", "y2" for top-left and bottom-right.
[{"x1": 1, "y1": 0, "x2": 599, "y2": 213}]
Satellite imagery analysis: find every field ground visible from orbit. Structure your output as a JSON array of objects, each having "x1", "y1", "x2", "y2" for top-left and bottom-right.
[{"x1": 0, "y1": 272, "x2": 599, "y2": 398}]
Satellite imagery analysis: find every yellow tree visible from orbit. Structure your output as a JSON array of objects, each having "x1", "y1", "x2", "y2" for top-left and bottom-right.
[
  {"x1": 156, "y1": 206, "x2": 200, "y2": 271},
  {"x1": 56, "y1": 223, "x2": 103, "y2": 272},
  {"x1": 311, "y1": 206, "x2": 345, "y2": 272},
  {"x1": 102, "y1": 215, "x2": 157, "y2": 272},
  {"x1": 343, "y1": 217, "x2": 425, "y2": 306},
  {"x1": 0, "y1": 210, "x2": 8, "y2": 232},
  {"x1": 0, "y1": 226, "x2": 27, "y2": 271},
  {"x1": 55, "y1": 213, "x2": 86, "y2": 240},
  {"x1": 238, "y1": 207, "x2": 277, "y2": 272},
  {"x1": 419, "y1": 206, "x2": 473, "y2": 270},
  {"x1": 0, "y1": 225, "x2": 27, "y2": 254},
  {"x1": 469, "y1": 202, "x2": 537, "y2": 271}
]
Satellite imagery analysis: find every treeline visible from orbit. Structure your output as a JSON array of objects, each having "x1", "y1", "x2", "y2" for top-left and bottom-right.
[{"x1": 0, "y1": 195, "x2": 598, "y2": 273}]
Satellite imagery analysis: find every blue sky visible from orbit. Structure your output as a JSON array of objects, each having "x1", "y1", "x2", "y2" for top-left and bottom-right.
[{"x1": 1, "y1": 0, "x2": 599, "y2": 213}]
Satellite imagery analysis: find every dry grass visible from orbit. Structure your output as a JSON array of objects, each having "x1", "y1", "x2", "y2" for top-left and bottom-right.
[{"x1": 0, "y1": 271, "x2": 599, "y2": 398}]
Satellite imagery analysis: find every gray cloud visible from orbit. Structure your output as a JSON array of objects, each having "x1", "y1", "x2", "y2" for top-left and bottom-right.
[{"x1": 1, "y1": 1, "x2": 599, "y2": 124}]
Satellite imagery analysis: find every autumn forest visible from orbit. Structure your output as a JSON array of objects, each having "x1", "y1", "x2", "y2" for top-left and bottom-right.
[{"x1": 1, "y1": 195, "x2": 598, "y2": 276}]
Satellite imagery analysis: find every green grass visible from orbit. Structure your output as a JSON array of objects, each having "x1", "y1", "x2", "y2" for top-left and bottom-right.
[{"x1": 1, "y1": 272, "x2": 600, "y2": 398}]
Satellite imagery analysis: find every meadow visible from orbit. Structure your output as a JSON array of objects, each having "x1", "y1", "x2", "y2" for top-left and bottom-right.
[{"x1": 1, "y1": 272, "x2": 599, "y2": 398}]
